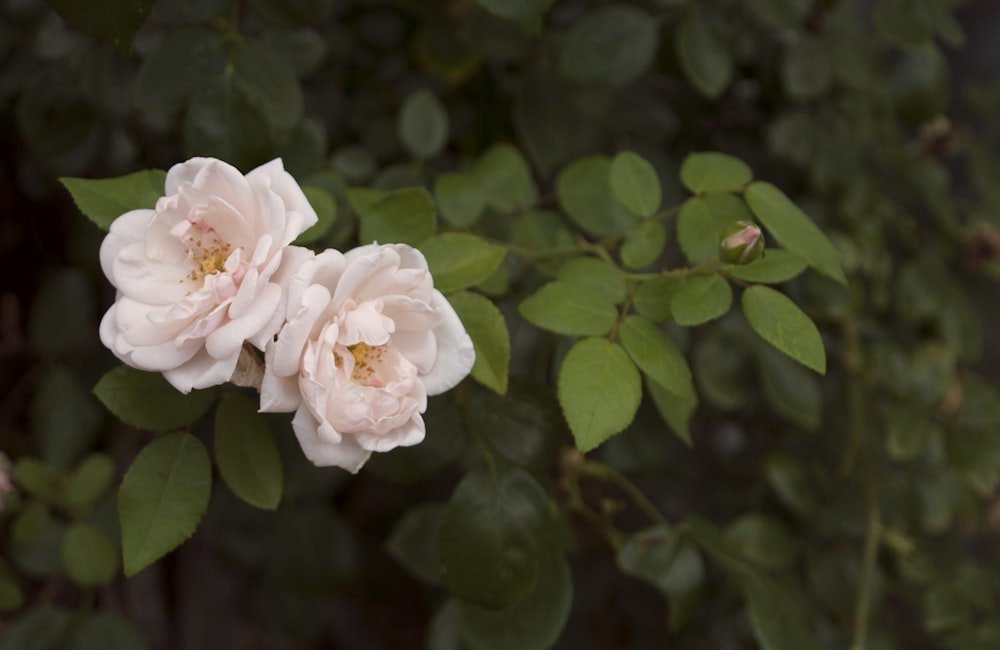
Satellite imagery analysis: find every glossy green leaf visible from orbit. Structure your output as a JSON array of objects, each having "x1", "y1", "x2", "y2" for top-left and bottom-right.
[
  {"x1": 680, "y1": 152, "x2": 752, "y2": 194},
  {"x1": 93, "y1": 366, "x2": 216, "y2": 432},
  {"x1": 557, "y1": 156, "x2": 640, "y2": 236},
  {"x1": 456, "y1": 554, "x2": 572, "y2": 650},
  {"x1": 677, "y1": 193, "x2": 752, "y2": 264},
  {"x1": 448, "y1": 290, "x2": 510, "y2": 395},
  {"x1": 29, "y1": 269, "x2": 95, "y2": 357},
  {"x1": 473, "y1": 144, "x2": 537, "y2": 213},
  {"x1": 44, "y1": 0, "x2": 154, "y2": 53},
  {"x1": 62, "y1": 523, "x2": 118, "y2": 586},
  {"x1": 67, "y1": 612, "x2": 150, "y2": 650},
  {"x1": 556, "y1": 257, "x2": 627, "y2": 304},
  {"x1": 386, "y1": 503, "x2": 445, "y2": 585},
  {"x1": 468, "y1": 378, "x2": 563, "y2": 470},
  {"x1": 439, "y1": 463, "x2": 552, "y2": 609},
  {"x1": 647, "y1": 378, "x2": 697, "y2": 447},
  {"x1": 0, "y1": 606, "x2": 73, "y2": 650},
  {"x1": 215, "y1": 393, "x2": 283, "y2": 511},
  {"x1": 293, "y1": 186, "x2": 337, "y2": 244},
  {"x1": 671, "y1": 275, "x2": 733, "y2": 326},
  {"x1": 399, "y1": 88, "x2": 449, "y2": 159},
  {"x1": 60, "y1": 170, "x2": 166, "y2": 232},
  {"x1": 558, "y1": 338, "x2": 641, "y2": 452},
  {"x1": 559, "y1": 6, "x2": 658, "y2": 88},
  {"x1": 435, "y1": 172, "x2": 486, "y2": 227},
  {"x1": 610, "y1": 151, "x2": 662, "y2": 217},
  {"x1": 622, "y1": 220, "x2": 668, "y2": 269},
  {"x1": 134, "y1": 29, "x2": 226, "y2": 114},
  {"x1": 519, "y1": 282, "x2": 618, "y2": 337},
  {"x1": 421, "y1": 233, "x2": 507, "y2": 294},
  {"x1": 744, "y1": 182, "x2": 846, "y2": 285},
  {"x1": 64, "y1": 454, "x2": 116, "y2": 510},
  {"x1": 620, "y1": 315, "x2": 694, "y2": 399},
  {"x1": 676, "y1": 13, "x2": 732, "y2": 99},
  {"x1": 359, "y1": 187, "x2": 436, "y2": 246},
  {"x1": 118, "y1": 433, "x2": 212, "y2": 577},
  {"x1": 743, "y1": 285, "x2": 826, "y2": 374},
  {"x1": 722, "y1": 249, "x2": 807, "y2": 284}
]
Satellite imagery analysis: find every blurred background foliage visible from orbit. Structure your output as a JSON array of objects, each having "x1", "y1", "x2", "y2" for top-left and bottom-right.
[{"x1": 3, "y1": 0, "x2": 1000, "y2": 648}]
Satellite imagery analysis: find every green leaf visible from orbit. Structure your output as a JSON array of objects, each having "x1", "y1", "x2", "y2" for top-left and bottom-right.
[
  {"x1": 633, "y1": 276, "x2": 683, "y2": 322},
  {"x1": 10, "y1": 507, "x2": 66, "y2": 577},
  {"x1": 93, "y1": 366, "x2": 216, "y2": 432},
  {"x1": 331, "y1": 145, "x2": 376, "y2": 183},
  {"x1": 512, "y1": 210, "x2": 576, "y2": 254},
  {"x1": 676, "y1": 193, "x2": 752, "y2": 264},
  {"x1": 62, "y1": 523, "x2": 118, "y2": 586},
  {"x1": 386, "y1": 503, "x2": 446, "y2": 585},
  {"x1": 758, "y1": 348, "x2": 822, "y2": 430},
  {"x1": 359, "y1": 187, "x2": 436, "y2": 246},
  {"x1": 610, "y1": 151, "x2": 662, "y2": 217},
  {"x1": 43, "y1": 0, "x2": 154, "y2": 53},
  {"x1": 456, "y1": 554, "x2": 572, "y2": 650},
  {"x1": 366, "y1": 396, "x2": 466, "y2": 483},
  {"x1": 557, "y1": 156, "x2": 640, "y2": 236},
  {"x1": 783, "y1": 37, "x2": 834, "y2": 100},
  {"x1": 32, "y1": 366, "x2": 101, "y2": 470},
  {"x1": 67, "y1": 612, "x2": 150, "y2": 650},
  {"x1": 558, "y1": 338, "x2": 641, "y2": 452},
  {"x1": 448, "y1": 291, "x2": 510, "y2": 395},
  {"x1": 617, "y1": 526, "x2": 704, "y2": 599},
  {"x1": 519, "y1": 282, "x2": 618, "y2": 337},
  {"x1": 439, "y1": 463, "x2": 552, "y2": 609},
  {"x1": 676, "y1": 12, "x2": 732, "y2": 99},
  {"x1": 118, "y1": 433, "x2": 212, "y2": 577},
  {"x1": 29, "y1": 269, "x2": 95, "y2": 357},
  {"x1": 215, "y1": 393, "x2": 283, "y2": 511},
  {"x1": 670, "y1": 275, "x2": 733, "y2": 326},
  {"x1": 744, "y1": 182, "x2": 846, "y2": 285},
  {"x1": 64, "y1": 454, "x2": 116, "y2": 510},
  {"x1": 134, "y1": 29, "x2": 226, "y2": 114},
  {"x1": 13, "y1": 460, "x2": 54, "y2": 501},
  {"x1": 882, "y1": 400, "x2": 941, "y2": 461},
  {"x1": 435, "y1": 172, "x2": 486, "y2": 227},
  {"x1": 742, "y1": 285, "x2": 826, "y2": 375},
  {"x1": 556, "y1": 257, "x2": 627, "y2": 304},
  {"x1": 693, "y1": 334, "x2": 752, "y2": 410},
  {"x1": 399, "y1": 88, "x2": 449, "y2": 160},
  {"x1": 0, "y1": 606, "x2": 73, "y2": 650},
  {"x1": 183, "y1": 77, "x2": 274, "y2": 170},
  {"x1": 722, "y1": 249, "x2": 807, "y2": 284},
  {"x1": 468, "y1": 378, "x2": 564, "y2": 470},
  {"x1": 232, "y1": 37, "x2": 303, "y2": 130},
  {"x1": 620, "y1": 315, "x2": 694, "y2": 400},
  {"x1": 558, "y1": 5, "x2": 658, "y2": 88},
  {"x1": 474, "y1": 0, "x2": 555, "y2": 23},
  {"x1": 764, "y1": 454, "x2": 817, "y2": 515},
  {"x1": 726, "y1": 514, "x2": 797, "y2": 570},
  {"x1": 293, "y1": 186, "x2": 337, "y2": 245},
  {"x1": 680, "y1": 152, "x2": 752, "y2": 194},
  {"x1": 622, "y1": 221, "x2": 668, "y2": 269},
  {"x1": 647, "y1": 378, "x2": 698, "y2": 447},
  {"x1": 748, "y1": 0, "x2": 811, "y2": 29},
  {"x1": 473, "y1": 144, "x2": 537, "y2": 213},
  {"x1": 60, "y1": 170, "x2": 166, "y2": 232},
  {"x1": 743, "y1": 573, "x2": 817, "y2": 650},
  {"x1": 420, "y1": 233, "x2": 507, "y2": 294}
]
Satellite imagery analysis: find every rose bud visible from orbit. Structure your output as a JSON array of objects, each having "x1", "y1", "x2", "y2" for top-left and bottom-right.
[{"x1": 719, "y1": 220, "x2": 765, "y2": 265}]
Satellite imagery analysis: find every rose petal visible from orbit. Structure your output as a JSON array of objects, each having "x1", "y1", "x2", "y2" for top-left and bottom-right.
[
  {"x1": 292, "y1": 407, "x2": 371, "y2": 472},
  {"x1": 163, "y1": 348, "x2": 241, "y2": 394},
  {"x1": 420, "y1": 291, "x2": 475, "y2": 395}
]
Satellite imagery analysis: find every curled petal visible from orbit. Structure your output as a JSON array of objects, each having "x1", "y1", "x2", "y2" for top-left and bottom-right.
[
  {"x1": 292, "y1": 407, "x2": 371, "y2": 473},
  {"x1": 421, "y1": 291, "x2": 475, "y2": 395}
]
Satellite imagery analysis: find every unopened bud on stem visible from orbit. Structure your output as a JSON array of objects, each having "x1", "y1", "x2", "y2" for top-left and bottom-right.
[{"x1": 719, "y1": 220, "x2": 765, "y2": 265}]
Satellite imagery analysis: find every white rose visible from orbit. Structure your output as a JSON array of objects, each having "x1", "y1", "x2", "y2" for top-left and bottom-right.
[
  {"x1": 261, "y1": 243, "x2": 475, "y2": 473},
  {"x1": 99, "y1": 157, "x2": 317, "y2": 393}
]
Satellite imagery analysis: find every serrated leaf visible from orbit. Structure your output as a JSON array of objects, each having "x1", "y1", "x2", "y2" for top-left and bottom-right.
[
  {"x1": 680, "y1": 152, "x2": 752, "y2": 194},
  {"x1": 359, "y1": 187, "x2": 436, "y2": 246},
  {"x1": 399, "y1": 88, "x2": 449, "y2": 159},
  {"x1": 93, "y1": 366, "x2": 216, "y2": 432},
  {"x1": 647, "y1": 378, "x2": 697, "y2": 447},
  {"x1": 556, "y1": 257, "x2": 627, "y2": 304},
  {"x1": 214, "y1": 393, "x2": 283, "y2": 510},
  {"x1": 742, "y1": 285, "x2": 826, "y2": 374},
  {"x1": 60, "y1": 170, "x2": 166, "y2": 232},
  {"x1": 435, "y1": 172, "x2": 486, "y2": 227},
  {"x1": 448, "y1": 291, "x2": 510, "y2": 394},
  {"x1": 622, "y1": 220, "x2": 667, "y2": 269},
  {"x1": 293, "y1": 186, "x2": 337, "y2": 244},
  {"x1": 677, "y1": 193, "x2": 752, "y2": 264},
  {"x1": 676, "y1": 13, "x2": 732, "y2": 99},
  {"x1": 610, "y1": 151, "x2": 662, "y2": 217},
  {"x1": 559, "y1": 5, "x2": 658, "y2": 88},
  {"x1": 620, "y1": 315, "x2": 694, "y2": 400},
  {"x1": 557, "y1": 156, "x2": 639, "y2": 236},
  {"x1": 420, "y1": 233, "x2": 507, "y2": 294},
  {"x1": 118, "y1": 433, "x2": 212, "y2": 577},
  {"x1": 62, "y1": 523, "x2": 118, "y2": 586},
  {"x1": 744, "y1": 182, "x2": 846, "y2": 285},
  {"x1": 671, "y1": 275, "x2": 733, "y2": 326},
  {"x1": 519, "y1": 282, "x2": 618, "y2": 336},
  {"x1": 558, "y1": 338, "x2": 641, "y2": 452},
  {"x1": 722, "y1": 249, "x2": 807, "y2": 284},
  {"x1": 473, "y1": 144, "x2": 537, "y2": 213},
  {"x1": 439, "y1": 463, "x2": 551, "y2": 609}
]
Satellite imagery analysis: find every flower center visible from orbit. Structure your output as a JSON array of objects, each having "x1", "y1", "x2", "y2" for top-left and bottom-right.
[
  {"x1": 185, "y1": 229, "x2": 232, "y2": 284},
  {"x1": 339, "y1": 342, "x2": 389, "y2": 387}
]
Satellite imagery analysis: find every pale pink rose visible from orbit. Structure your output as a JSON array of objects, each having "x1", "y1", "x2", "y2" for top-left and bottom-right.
[
  {"x1": 261, "y1": 243, "x2": 475, "y2": 473},
  {"x1": 99, "y1": 158, "x2": 317, "y2": 393}
]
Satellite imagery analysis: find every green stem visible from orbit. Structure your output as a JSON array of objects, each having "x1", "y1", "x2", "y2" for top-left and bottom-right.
[{"x1": 578, "y1": 460, "x2": 671, "y2": 529}]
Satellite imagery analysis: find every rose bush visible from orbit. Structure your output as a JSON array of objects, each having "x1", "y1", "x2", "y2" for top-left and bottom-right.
[
  {"x1": 98, "y1": 157, "x2": 317, "y2": 393},
  {"x1": 260, "y1": 243, "x2": 475, "y2": 472}
]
